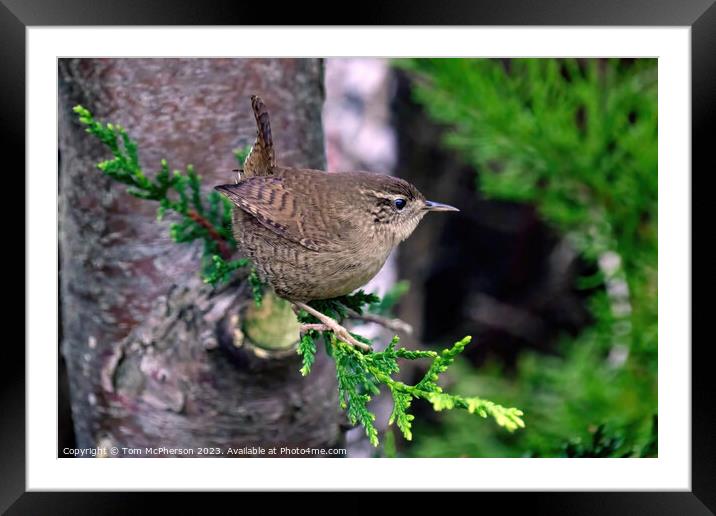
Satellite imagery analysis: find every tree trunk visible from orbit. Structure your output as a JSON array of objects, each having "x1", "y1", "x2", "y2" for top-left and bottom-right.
[{"x1": 58, "y1": 58, "x2": 342, "y2": 456}]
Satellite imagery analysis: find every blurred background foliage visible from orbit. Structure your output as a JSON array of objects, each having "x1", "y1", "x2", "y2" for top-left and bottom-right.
[{"x1": 392, "y1": 58, "x2": 657, "y2": 457}]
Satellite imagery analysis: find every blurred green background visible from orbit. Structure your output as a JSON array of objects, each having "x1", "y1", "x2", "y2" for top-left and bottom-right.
[{"x1": 386, "y1": 58, "x2": 657, "y2": 458}]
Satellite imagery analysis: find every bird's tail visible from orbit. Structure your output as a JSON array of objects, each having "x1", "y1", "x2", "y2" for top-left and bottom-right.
[{"x1": 242, "y1": 95, "x2": 276, "y2": 178}]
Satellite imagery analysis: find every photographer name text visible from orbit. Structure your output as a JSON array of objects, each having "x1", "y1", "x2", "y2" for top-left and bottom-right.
[{"x1": 61, "y1": 446, "x2": 346, "y2": 457}]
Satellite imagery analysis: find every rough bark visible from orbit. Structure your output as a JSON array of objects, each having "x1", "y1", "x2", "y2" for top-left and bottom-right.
[{"x1": 58, "y1": 58, "x2": 342, "y2": 456}]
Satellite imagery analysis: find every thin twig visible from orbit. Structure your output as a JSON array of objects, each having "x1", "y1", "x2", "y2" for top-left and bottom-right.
[
  {"x1": 187, "y1": 209, "x2": 233, "y2": 259},
  {"x1": 294, "y1": 302, "x2": 371, "y2": 352},
  {"x1": 344, "y1": 307, "x2": 413, "y2": 335},
  {"x1": 300, "y1": 323, "x2": 331, "y2": 333}
]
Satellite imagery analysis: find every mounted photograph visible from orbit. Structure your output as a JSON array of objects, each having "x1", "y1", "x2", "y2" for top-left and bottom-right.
[{"x1": 57, "y1": 57, "x2": 657, "y2": 459}]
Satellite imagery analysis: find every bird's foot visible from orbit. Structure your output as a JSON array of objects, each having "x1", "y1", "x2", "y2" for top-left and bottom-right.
[{"x1": 294, "y1": 302, "x2": 372, "y2": 352}]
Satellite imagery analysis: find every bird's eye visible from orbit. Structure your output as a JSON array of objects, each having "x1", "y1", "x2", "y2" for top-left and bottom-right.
[{"x1": 393, "y1": 198, "x2": 407, "y2": 210}]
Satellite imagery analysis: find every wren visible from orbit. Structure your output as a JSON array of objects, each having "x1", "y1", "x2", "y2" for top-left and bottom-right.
[{"x1": 216, "y1": 96, "x2": 458, "y2": 305}]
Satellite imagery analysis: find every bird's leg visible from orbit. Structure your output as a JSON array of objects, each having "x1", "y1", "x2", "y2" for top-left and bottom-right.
[
  {"x1": 343, "y1": 307, "x2": 414, "y2": 336},
  {"x1": 293, "y1": 302, "x2": 372, "y2": 352}
]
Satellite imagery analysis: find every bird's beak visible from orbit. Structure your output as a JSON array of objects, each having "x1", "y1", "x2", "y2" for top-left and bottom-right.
[{"x1": 424, "y1": 200, "x2": 459, "y2": 212}]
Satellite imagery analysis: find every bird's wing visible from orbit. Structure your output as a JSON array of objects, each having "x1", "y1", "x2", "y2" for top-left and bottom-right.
[{"x1": 215, "y1": 177, "x2": 352, "y2": 252}]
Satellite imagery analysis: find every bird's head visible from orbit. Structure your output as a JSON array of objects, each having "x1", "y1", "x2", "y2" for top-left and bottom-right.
[{"x1": 353, "y1": 173, "x2": 459, "y2": 245}]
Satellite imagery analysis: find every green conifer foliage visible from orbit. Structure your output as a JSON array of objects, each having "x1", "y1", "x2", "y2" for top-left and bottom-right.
[{"x1": 73, "y1": 105, "x2": 248, "y2": 285}]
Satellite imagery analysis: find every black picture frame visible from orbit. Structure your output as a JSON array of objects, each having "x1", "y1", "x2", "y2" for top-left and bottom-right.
[{"x1": 6, "y1": 0, "x2": 712, "y2": 512}]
